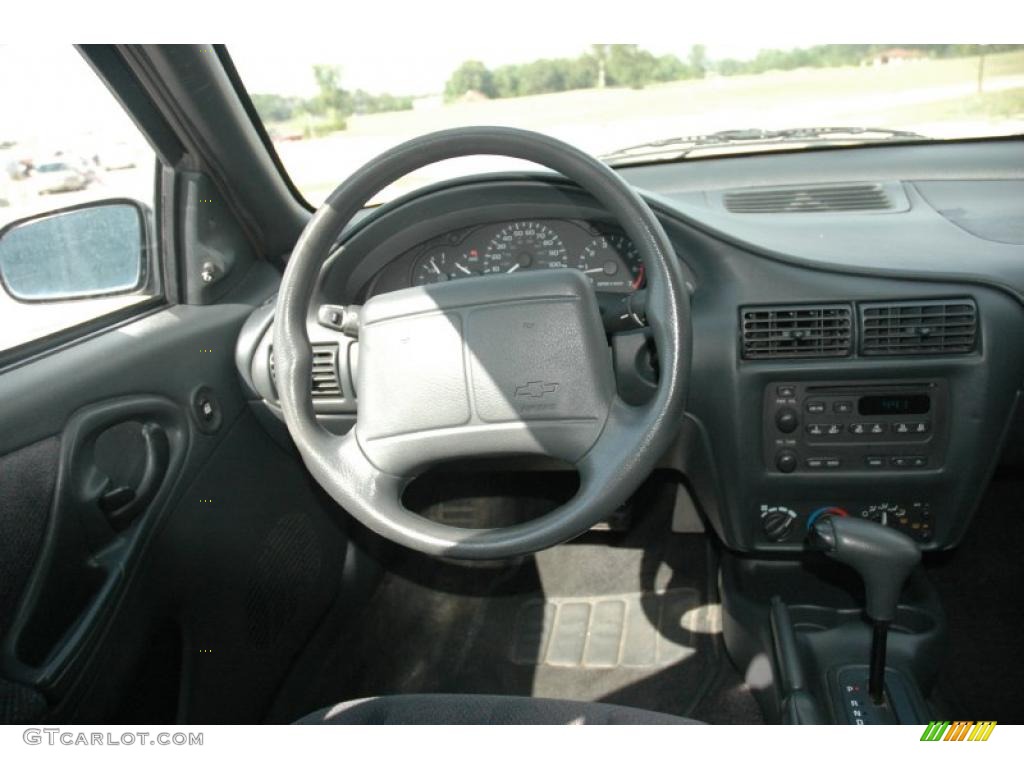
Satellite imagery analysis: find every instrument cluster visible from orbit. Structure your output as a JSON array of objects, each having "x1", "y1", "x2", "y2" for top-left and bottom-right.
[{"x1": 409, "y1": 219, "x2": 644, "y2": 294}]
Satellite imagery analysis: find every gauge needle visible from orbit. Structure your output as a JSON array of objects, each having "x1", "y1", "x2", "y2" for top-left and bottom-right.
[
  {"x1": 631, "y1": 265, "x2": 646, "y2": 290},
  {"x1": 507, "y1": 264, "x2": 520, "y2": 274},
  {"x1": 456, "y1": 263, "x2": 473, "y2": 275},
  {"x1": 584, "y1": 267, "x2": 604, "y2": 274},
  {"x1": 429, "y1": 257, "x2": 441, "y2": 274}
]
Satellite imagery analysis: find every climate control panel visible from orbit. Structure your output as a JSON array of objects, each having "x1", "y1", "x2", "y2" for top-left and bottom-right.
[
  {"x1": 764, "y1": 380, "x2": 948, "y2": 474},
  {"x1": 758, "y1": 500, "x2": 934, "y2": 545}
]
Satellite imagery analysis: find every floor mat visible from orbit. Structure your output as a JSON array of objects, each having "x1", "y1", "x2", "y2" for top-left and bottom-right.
[
  {"x1": 510, "y1": 589, "x2": 705, "y2": 669},
  {"x1": 278, "y1": 491, "x2": 763, "y2": 723}
]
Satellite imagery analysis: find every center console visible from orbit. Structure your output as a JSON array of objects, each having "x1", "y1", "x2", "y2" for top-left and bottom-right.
[
  {"x1": 720, "y1": 551, "x2": 945, "y2": 725},
  {"x1": 719, "y1": 381, "x2": 959, "y2": 724},
  {"x1": 751, "y1": 379, "x2": 952, "y2": 548}
]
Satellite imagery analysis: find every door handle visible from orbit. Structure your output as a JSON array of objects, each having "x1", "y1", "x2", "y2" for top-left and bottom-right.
[
  {"x1": 1, "y1": 396, "x2": 188, "y2": 694},
  {"x1": 99, "y1": 422, "x2": 170, "y2": 532}
]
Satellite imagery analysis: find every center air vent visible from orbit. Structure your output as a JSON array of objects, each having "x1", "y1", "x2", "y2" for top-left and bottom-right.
[
  {"x1": 860, "y1": 299, "x2": 978, "y2": 356},
  {"x1": 741, "y1": 305, "x2": 852, "y2": 360},
  {"x1": 269, "y1": 343, "x2": 342, "y2": 398},
  {"x1": 724, "y1": 183, "x2": 894, "y2": 213}
]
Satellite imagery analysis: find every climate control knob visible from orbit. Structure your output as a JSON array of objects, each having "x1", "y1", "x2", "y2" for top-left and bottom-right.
[
  {"x1": 775, "y1": 450, "x2": 798, "y2": 473},
  {"x1": 762, "y1": 507, "x2": 798, "y2": 542},
  {"x1": 775, "y1": 408, "x2": 799, "y2": 433}
]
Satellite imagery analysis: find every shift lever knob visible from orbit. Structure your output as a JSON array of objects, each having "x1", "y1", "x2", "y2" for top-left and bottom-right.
[{"x1": 810, "y1": 516, "x2": 920, "y2": 622}]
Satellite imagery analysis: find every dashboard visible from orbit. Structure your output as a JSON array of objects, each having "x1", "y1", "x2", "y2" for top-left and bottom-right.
[{"x1": 237, "y1": 139, "x2": 1024, "y2": 557}]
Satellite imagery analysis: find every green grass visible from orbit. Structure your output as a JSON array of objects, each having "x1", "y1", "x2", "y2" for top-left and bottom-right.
[{"x1": 870, "y1": 87, "x2": 1024, "y2": 126}]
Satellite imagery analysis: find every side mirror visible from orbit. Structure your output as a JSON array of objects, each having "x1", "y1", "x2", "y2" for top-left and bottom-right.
[{"x1": 0, "y1": 199, "x2": 149, "y2": 302}]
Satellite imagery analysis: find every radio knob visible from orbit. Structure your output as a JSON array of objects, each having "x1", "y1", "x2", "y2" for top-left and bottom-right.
[
  {"x1": 776, "y1": 408, "x2": 799, "y2": 433},
  {"x1": 775, "y1": 450, "x2": 798, "y2": 473}
]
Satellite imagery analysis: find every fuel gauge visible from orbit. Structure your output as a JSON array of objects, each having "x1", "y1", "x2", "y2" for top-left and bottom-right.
[{"x1": 412, "y1": 246, "x2": 484, "y2": 285}]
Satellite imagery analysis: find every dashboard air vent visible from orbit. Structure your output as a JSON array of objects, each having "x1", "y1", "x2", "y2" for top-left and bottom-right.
[
  {"x1": 741, "y1": 305, "x2": 852, "y2": 360},
  {"x1": 860, "y1": 299, "x2": 978, "y2": 356},
  {"x1": 269, "y1": 343, "x2": 342, "y2": 398},
  {"x1": 724, "y1": 184, "x2": 893, "y2": 213}
]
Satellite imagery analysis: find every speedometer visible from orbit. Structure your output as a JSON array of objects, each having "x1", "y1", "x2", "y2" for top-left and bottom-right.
[
  {"x1": 483, "y1": 221, "x2": 568, "y2": 274},
  {"x1": 577, "y1": 232, "x2": 644, "y2": 293}
]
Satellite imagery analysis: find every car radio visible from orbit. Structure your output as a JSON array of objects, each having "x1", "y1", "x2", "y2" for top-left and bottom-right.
[{"x1": 763, "y1": 380, "x2": 948, "y2": 474}]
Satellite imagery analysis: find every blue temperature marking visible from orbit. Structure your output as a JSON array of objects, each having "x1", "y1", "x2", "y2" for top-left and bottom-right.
[{"x1": 806, "y1": 506, "x2": 848, "y2": 529}]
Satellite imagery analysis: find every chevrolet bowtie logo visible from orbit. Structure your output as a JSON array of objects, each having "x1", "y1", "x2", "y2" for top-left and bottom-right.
[{"x1": 514, "y1": 381, "x2": 559, "y2": 398}]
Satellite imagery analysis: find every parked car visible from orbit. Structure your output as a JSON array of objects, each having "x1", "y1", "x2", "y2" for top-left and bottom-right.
[{"x1": 28, "y1": 159, "x2": 92, "y2": 194}]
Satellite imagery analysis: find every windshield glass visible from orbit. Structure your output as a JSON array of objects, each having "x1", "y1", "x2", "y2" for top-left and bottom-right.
[{"x1": 231, "y1": 44, "x2": 1024, "y2": 206}]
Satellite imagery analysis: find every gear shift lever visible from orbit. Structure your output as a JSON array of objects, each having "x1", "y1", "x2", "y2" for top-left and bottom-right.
[{"x1": 809, "y1": 516, "x2": 920, "y2": 704}]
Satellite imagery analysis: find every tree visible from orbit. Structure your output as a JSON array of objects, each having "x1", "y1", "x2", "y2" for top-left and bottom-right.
[
  {"x1": 444, "y1": 60, "x2": 496, "y2": 100},
  {"x1": 492, "y1": 64, "x2": 521, "y2": 98},
  {"x1": 250, "y1": 93, "x2": 302, "y2": 122},
  {"x1": 567, "y1": 54, "x2": 600, "y2": 90},
  {"x1": 592, "y1": 44, "x2": 609, "y2": 88},
  {"x1": 311, "y1": 64, "x2": 350, "y2": 115},
  {"x1": 606, "y1": 45, "x2": 658, "y2": 89},
  {"x1": 688, "y1": 45, "x2": 707, "y2": 78},
  {"x1": 653, "y1": 54, "x2": 688, "y2": 82},
  {"x1": 517, "y1": 59, "x2": 569, "y2": 95}
]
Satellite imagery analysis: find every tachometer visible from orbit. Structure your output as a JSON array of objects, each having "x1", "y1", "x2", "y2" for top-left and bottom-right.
[
  {"x1": 577, "y1": 232, "x2": 643, "y2": 293},
  {"x1": 483, "y1": 221, "x2": 568, "y2": 274},
  {"x1": 412, "y1": 246, "x2": 484, "y2": 285}
]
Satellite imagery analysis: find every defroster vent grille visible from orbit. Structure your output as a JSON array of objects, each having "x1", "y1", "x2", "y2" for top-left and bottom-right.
[{"x1": 724, "y1": 184, "x2": 893, "y2": 213}]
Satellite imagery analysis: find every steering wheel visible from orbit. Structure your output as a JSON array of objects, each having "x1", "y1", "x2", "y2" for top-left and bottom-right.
[{"x1": 274, "y1": 127, "x2": 690, "y2": 560}]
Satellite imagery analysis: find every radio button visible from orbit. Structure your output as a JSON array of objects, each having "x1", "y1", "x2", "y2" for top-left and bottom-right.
[
  {"x1": 806, "y1": 401, "x2": 826, "y2": 414},
  {"x1": 806, "y1": 457, "x2": 841, "y2": 469},
  {"x1": 777, "y1": 385, "x2": 796, "y2": 398},
  {"x1": 833, "y1": 400, "x2": 854, "y2": 414},
  {"x1": 849, "y1": 422, "x2": 885, "y2": 436},
  {"x1": 865, "y1": 456, "x2": 886, "y2": 469},
  {"x1": 806, "y1": 423, "x2": 825, "y2": 437},
  {"x1": 893, "y1": 421, "x2": 930, "y2": 436}
]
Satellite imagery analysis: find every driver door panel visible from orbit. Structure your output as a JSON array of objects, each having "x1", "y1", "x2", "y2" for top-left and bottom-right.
[{"x1": 0, "y1": 303, "x2": 350, "y2": 723}]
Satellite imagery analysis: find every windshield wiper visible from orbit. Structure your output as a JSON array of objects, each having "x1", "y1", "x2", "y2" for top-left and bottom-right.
[{"x1": 600, "y1": 126, "x2": 927, "y2": 164}]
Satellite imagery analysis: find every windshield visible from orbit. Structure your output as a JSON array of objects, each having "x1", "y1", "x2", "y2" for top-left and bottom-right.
[{"x1": 231, "y1": 44, "x2": 1024, "y2": 207}]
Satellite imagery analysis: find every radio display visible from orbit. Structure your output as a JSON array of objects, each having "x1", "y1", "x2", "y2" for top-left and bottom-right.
[{"x1": 858, "y1": 394, "x2": 930, "y2": 416}]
